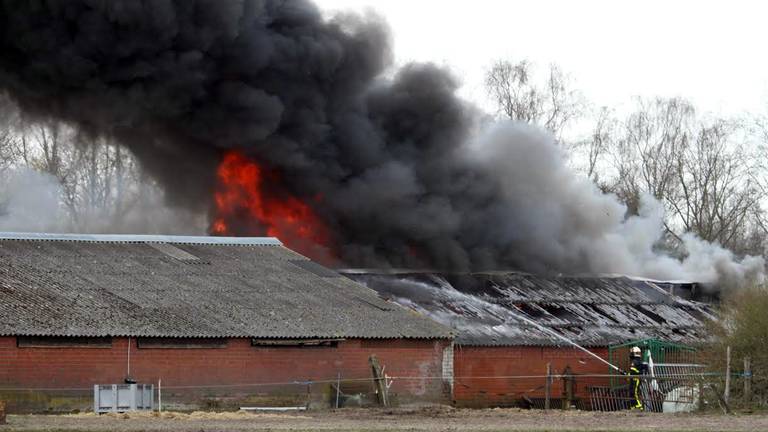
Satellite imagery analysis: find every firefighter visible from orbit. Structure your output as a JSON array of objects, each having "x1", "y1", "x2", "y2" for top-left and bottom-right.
[{"x1": 628, "y1": 346, "x2": 648, "y2": 410}]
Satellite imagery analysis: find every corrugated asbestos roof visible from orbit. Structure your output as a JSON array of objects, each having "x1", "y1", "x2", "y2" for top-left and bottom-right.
[
  {"x1": 0, "y1": 234, "x2": 451, "y2": 340},
  {"x1": 348, "y1": 272, "x2": 715, "y2": 347}
]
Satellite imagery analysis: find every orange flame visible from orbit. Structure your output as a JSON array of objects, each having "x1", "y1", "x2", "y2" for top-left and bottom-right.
[{"x1": 210, "y1": 151, "x2": 336, "y2": 265}]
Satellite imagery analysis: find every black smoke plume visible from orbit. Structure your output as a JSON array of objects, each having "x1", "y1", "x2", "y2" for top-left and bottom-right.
[{"x1": 0, "y1": 0, "x2": 763, "y2": 288}]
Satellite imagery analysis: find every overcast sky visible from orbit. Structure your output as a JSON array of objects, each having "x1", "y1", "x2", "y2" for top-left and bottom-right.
[{"x1": 316, "y1": 0, "x2": 768, "y2": 117}]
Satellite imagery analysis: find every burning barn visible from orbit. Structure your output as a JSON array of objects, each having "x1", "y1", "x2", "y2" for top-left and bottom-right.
[
  {"x1": 0, "y1": 0, "x2": 756, "y2": 415},
  {"x1": 0, "y1": 233, "x2": 453, "y2": 412},
  {"x1": 349, "y1": 272, "x2": 715, "y2": 408}
]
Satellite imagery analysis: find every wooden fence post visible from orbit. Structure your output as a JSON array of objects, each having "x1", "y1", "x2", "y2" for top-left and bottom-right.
[
  {"x1": 335, "y1": 373, "x2": 341, "y2": 409},
  {"x1": 744, "y1": 357, "x2": 752, "y2": 406},
  {"x1": 562, "y1": 366, "x2": 573, "y2": 410},
  {"x1": 724, "y1": 346, "x2": 731, "y2": 405},
  {"x1": 369, "y1": 355, "x2": 389, "y2": 407},
  {"x1": 544, "y1": 363, "x2": 551, "y2": 410},
  {"x1": 0, "y1": 400, "x2": 5, "y2": 424}
]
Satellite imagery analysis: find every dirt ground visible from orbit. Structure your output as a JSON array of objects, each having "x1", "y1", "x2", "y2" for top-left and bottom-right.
[{"x1": 3, "y1": 407, "x2": 768, "y2": 432}]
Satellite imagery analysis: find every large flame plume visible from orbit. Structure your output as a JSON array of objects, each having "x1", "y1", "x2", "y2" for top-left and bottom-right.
[{"x1": 210, "y1": 151, "x2": 335, "y2": 264}]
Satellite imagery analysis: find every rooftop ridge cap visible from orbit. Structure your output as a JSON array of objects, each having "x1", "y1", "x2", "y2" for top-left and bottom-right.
[{"x1": 0, "y1": 232, "x2": 282, "y2": 246}]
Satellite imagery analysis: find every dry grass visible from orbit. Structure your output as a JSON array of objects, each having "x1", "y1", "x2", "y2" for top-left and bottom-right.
[
  {"x1": 62, "y1": 409, "x2": 311, "y2": 420},
  {"x1": 5, "y1": 407, "x2": 768, "y2": 432}
]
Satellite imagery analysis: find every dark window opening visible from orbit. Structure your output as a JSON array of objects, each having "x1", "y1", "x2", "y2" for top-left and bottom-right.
[
  {"x1": 632, "y1": 305, "x2": 667, "y2": 324},
  {"x1": 587, "y1": 304, "x2": 619, "y2": 324},
  {"x1": 251, "y1": 338, "x2": 342, "y2": 348},
  {"x1": 683, "y1": 307, "x2": 710, "y2": 323},
  {"x1": 555, "y1": 325, "x2": 584, "y2": 338},
  {"x1": 540, "y1": 304, "x2": 579, "y2": 322},
  {"x1": 444, "y1": 302, "x2": 471, "y2": 316},
  {"x1": 513, "y1": 302, "x2": 546, "y2": 319},
  {"x1": 137, "y1": 338, "x2": 228, "y2": 349},
  {"x1": 17, "y1": 336, "x2": 112, "y2": 348}
]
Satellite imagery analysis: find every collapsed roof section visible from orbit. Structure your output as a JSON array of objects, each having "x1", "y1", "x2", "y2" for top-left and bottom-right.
[{"x1": 347, "y1": 272, "x2": 715, "y2": 347}]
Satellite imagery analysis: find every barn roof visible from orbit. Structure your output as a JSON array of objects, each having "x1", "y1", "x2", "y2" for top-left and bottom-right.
[
  {"x1": 347, "y1": 272, "x2": 715, "y2": 347},
  {"x1": 0, "y1": 233, "x2": 451, "y2": 340}
]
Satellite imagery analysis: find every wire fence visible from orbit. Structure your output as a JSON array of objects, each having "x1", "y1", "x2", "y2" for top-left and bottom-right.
[{"x1": 0, "y1": 369, "x2": 757, "y2": 413}]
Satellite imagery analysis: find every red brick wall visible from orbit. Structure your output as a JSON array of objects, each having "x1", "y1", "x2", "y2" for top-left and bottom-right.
[
  {"x1": 453, "y1": 345, "x2": 610, "y2": 408},
  {"x1": 0, "y1": 336, "x2": 450, "y2": 412}
]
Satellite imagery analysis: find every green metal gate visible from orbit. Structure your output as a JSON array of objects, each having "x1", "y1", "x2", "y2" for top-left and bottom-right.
[
  {"x1": 587, "y1": 338, "x2": 704, "y2": 411},
  {"x1": 609, "y1": 338, "x2": 698, "y2": 388}
]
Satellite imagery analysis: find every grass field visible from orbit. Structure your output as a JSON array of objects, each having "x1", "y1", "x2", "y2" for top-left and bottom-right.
[{"x1": 2, "y1": 407, "x2": 767, "y2": 432}]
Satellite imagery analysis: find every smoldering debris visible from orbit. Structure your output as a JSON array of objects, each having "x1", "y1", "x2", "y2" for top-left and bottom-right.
[{"x1": 350, "y1": 272, "x2": 715, "y2": 346}]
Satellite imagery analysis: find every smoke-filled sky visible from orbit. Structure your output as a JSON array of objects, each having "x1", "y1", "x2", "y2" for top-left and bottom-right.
[
  {"x1": 317, "y1": 0, "x2": 768, "y2": 116},
  {"x1": 0, "y1": 0, "x2": 763, "y2": 289}
]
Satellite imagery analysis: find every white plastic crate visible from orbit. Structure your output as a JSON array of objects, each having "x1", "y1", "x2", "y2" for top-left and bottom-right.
[{"x1": 93, "y1": 384, "x2": 154, "y2": 413}]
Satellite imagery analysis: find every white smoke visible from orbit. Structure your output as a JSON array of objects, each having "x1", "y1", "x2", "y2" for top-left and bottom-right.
[
  {"x1": 0, "y1": 168, "x2": 207, "y2": 235},
  {"x1": 467, "y1": 121, "x2": 765, "y2": 290},
  {"x1": 0, "y1": 168, "x2": 65, "y2": 232}
]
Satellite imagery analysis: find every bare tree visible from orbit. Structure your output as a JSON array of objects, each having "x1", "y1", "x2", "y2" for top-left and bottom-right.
[
  {"x1": 578, "y1": 106, "x2": 616, "y2": 184},
  {"x1": 485, "y1": 59, "x2": 584, "y2": 142},
  {"x1": 630, "y1": 98, "x2": 692, "y2": 200},
  {"x1": 672, "y1": 120, "x2": 760, "y2": 249},
  {"x1": 607, "y1": 98, "x2": 694, "y2": 217},
  {"x1": 14, "y1": 122, "x2": 83, "y2": 219},
  {"x1": 0, "y1": 94, "x2": 21, "y2": 171},
  {"x1": 69, "y1": 136, "x2": 144, "y2": 231},
  {"x1": 604, "y1": 97, "x2": 763, "y2": 254},
  {"x1": 0, "y1": 94, "x2": 203, "y2": 234},
  {"x1": 2, "y1": 117, "x2": 146, "y2": 231}
]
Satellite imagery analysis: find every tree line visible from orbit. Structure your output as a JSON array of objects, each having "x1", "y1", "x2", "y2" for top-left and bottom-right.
[
  {"x1": 0, "y1": 94, "x2": 203, "y2": 234},
  {"x1": 486, "y1": 59, "x2": 767, "y2": 259}
]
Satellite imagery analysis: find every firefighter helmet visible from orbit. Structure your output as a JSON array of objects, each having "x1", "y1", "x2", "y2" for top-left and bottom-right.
[{"x1": 630, "y1": 346, "x2": 642, "y2": 357}]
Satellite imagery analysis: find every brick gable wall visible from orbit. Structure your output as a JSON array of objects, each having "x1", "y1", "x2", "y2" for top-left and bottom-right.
[{"x1": 453, "y1": 346, "x2": 611, "y2": 408}]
